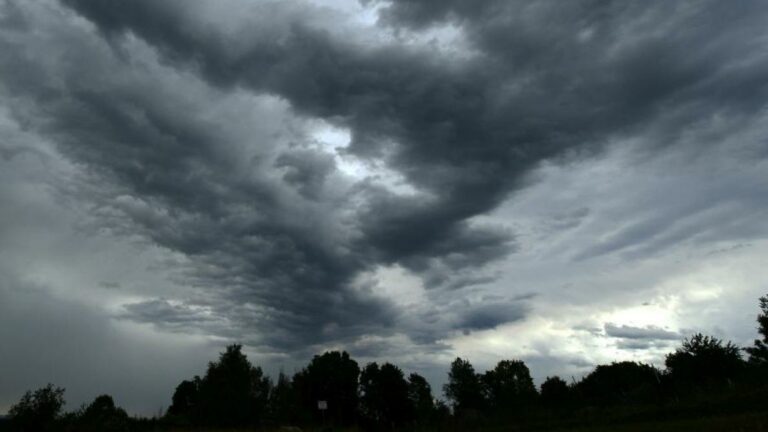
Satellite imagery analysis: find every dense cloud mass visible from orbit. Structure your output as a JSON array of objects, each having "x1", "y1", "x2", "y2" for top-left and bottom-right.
[{"x1": 1, "y1": 0, "x2": 768, "y2": 414}]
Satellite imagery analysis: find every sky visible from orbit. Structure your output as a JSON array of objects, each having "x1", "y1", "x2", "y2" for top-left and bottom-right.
[{"x1": 1, "y1": 0, "x2": 768, "y2": 416}]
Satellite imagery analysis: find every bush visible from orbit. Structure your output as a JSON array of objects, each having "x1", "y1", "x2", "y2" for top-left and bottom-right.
[{"x1": 8, "y1": 384, "x2": 65, "y2": 432}]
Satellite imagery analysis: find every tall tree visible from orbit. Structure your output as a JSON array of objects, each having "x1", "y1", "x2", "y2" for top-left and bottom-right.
[
  {"x1": 359, "y1": 362, "x2": 413, "y2": 429},
  {"x1": 293, "y1": 351, "x2": 360, "y2": 426},
  {"x1": 196, "y1": 344, "x2": 271, "y2": 427},
  {"x1": 481, "y1": 360, "x2": 537, "y2": 412},
  {"x1": 268, "y1": 372, "x2": 295, "y2": 425},
  {"x1": 444, "y1": 357, "x2": 484, "y2": 415},
  {"x1": 408, "y1": 373, "x2": 435, "y2": 425},
  {"x1": 359, "y1": 362, "x2": 383, "y2": 423},
  {"x1": 746, "y1": 294, "x2": 768, "y2": 364}
]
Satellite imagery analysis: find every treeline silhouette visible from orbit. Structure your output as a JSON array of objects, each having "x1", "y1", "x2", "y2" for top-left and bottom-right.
[{"x1": 3, "y1": 293, "x2": 768, "y2": 432}]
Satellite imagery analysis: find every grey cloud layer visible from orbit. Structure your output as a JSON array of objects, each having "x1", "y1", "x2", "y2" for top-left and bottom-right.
[
  {"x1": 3, "y1": 0, "x2": 768, "y2": 359},
  {"x1": 0, "y1": 267, "x2": 215, "y2": 415},
  {"x1": 604, "y1": 324, "x2": 680, "y2": 341},
  {"x1": 61, "y1": 0, "x2": 768, "y2": 269}
]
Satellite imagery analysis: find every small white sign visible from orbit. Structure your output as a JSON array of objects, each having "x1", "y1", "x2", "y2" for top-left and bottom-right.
[{"x1": 317, "y1": 400, "x2": 328, "y2": 410}]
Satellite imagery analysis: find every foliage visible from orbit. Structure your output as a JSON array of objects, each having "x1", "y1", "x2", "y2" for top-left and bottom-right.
[
  {"x1": 407, "y1": 372, "x2": 435, "y2": 425},
  {"x1": 74, "y1": 394, "x2": 130, "y2": 432},
  {"x1": 359, "y1": 362, "x2": 413, "y2": 429},
  {"x1": 268, "y1": 372, "x2": 295, "y2": 425},
  {"x1": 444, "y1": 357, "x2": 485, "y2": 415},
  {"x1": 292, "y1": 350, "x2": 360, "y2": 426},
  {"x1": 576, "y1": 361, "x2": 661, "y2": 406},
  {"x1": 665, "y1": 333, "x2": 744, "y2": 388},
  {"x1": 745, "y1": 294, "x2": 768, "y2": 364},
  {"x1": 8, "y1": 384, "x2": 65, "y2": 432},
  {"x1": 166, "y1": 344, "x2": 270, "y2": 428},
  {"x1": 540, "y1": 376, "x2": 570, "y2": 407},
  {"x1": 197, "y1": 344, "x2": 271, "y2": 427},
  {"x1": 481, "y1": 359, "x2": 537, "y2": 412},
  {"x1": 167, "y1": 378, "x2": 200, "y2": 421}
]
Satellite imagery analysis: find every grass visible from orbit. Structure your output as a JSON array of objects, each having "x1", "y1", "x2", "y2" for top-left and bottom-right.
[
  {"x1": 546, "y1": 411, "x2": 768, "y2": 432},
  {"x1": 158, "y1": 412, "x2": 768, "y2": 432}
]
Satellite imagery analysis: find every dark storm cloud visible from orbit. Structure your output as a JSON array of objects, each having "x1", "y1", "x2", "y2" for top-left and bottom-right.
[
  {"x1": 60, "y1": 0, "x2": 768, "y2": 268},
  {"x1": 275, "y1": 149, "x2": 337, "y2": 201},
  {"x1": 4, "y1": 0, "x2": 768, "y2": 359},
  {"x1": 122, "y1": 299, "x2": 222, "y2": 327},
  {"x1": 365, "y1": 0, "x2": 495, "y2": 28},
  {"x1": 455, "y1": 300, "x2": 529, "y2": 333},
  {"x1": 0, "y1": 0, "x2": 400, "y2": 353},
  {"x1": 357, "y1": 192, "x2": 516, "y2": 279},
  {"x1": 60, "y1": 0, "x2": 524, "y2": 276},
  {"x1": 0, "y1": 145, "x2": 37, "y2": 161},
  {"x1": 400, "y1": 294, "x2": 532, "y2": 341}
]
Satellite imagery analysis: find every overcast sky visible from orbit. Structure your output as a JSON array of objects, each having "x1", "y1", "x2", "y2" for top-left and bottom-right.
[{"x1": 2, "y1": 0, "x2": 768, "y2": 416}]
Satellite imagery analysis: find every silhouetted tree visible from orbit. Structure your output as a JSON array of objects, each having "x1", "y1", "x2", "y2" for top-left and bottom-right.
[
  {"x1": 293, "y1": 351, "x2": 360, "y2": 426},
  {"x1": 8, "y1": 384, "x2": 65, "y2": 432},
  {"x1": 432, "y1": 399, "x2": 452, "y2": 429},
  {"x1": 167, "y1": 377, "x2": 200, "y2": 422},
  {"x1": 665, "y1": 333, "x2": 744, "y2": 389},
  {"x1": 540, "y1": 376, "x2": 570, "y2": 407},
  {"x1": 481, "y1": 359, "x2": 537, "y2": 413},
  {"x1": 359, "y1": 362, "x2": 381, "y2": 423},
  {"x1": 377, "y1": 363, "x2": 411, "y2": 422},
  {"x1": 746, "y1": 294, "x2": 768, "y2": 364},
  {"x1": 444, "y1": 357, "x2": 484, "y2": 416},
  {"x1": 577, "y1": 361, "x2": 661, "y2": 406},
  {"x1": 268, "y1": 372, "x2": 296, "y2": 425},
  {"x1": 196, "y1": 344, "x2": 271, "y2": 427},
  {"x1": 359, "y1": 362, "x2": 413, "y2": 429},
  {"x1": 407, "y1": 373, "x2": 435, "y2": 425},
  {"x1": 76, "y1": 395, "x2": 129, "y2": 432}
]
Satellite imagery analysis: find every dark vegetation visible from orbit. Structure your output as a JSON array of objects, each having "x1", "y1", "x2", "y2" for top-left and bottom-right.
[{"x1": 3, "y1": 293, "x2": 768, "y2": 432}]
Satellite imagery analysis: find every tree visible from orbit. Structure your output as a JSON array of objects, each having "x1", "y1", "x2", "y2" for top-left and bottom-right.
[
  {"x1": 359, "y1": 362, "x2": 413, "y2": 429},
  {"x1": 407, "y1": 373, "x2": 435, "y2": 425},
  {"x1": 359, "y1": 362, "x2": 383, "y2": 423},
  {"x1": 746, "y1": 294, "x2": 768, "y2": 364},
  {"x1": 195, "y1": 344, "x2": 271, "y2": 427},
  {"x1": 577, "y1": 361, "x2": 661, "y2": 405},
  {"x1": 293, "y1": 351, "x2": 360, "y2": 426},
  {"x1": 77, "y1": 394, "x2": 130, "y2": 432},
  {"x1": 268, "y1": 372, "x2": 296, "y2": 425},
  {"x1": 8, "y1": 384, "x2": 65, "y2": 432},
  {"x1": 665, "y1": 333, "x2": 744, "y2": 388},
  {"x1": 481, "y1": 360, "x2": 537, "y2": 413},
  {"x1": 444, "y1": 357, "x2": 484, "y2": 415},
  {"x1": 540, "y1": 376, "x2": 570, "y2": 407},
  {"x1": 167, "y1": 377, "x2": 200, "y2": 421}
]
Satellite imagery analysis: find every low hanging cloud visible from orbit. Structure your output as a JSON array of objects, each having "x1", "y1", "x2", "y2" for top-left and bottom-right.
[
  {"x1": 455, "y1": 301, "x2": 529, "y2": 333},
  {"x1": 604, "y1": 324, "x2": 680, "y2": 341},
  {"x1": 604, "y1": 323, "x2": 681, "y2": 352}
]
